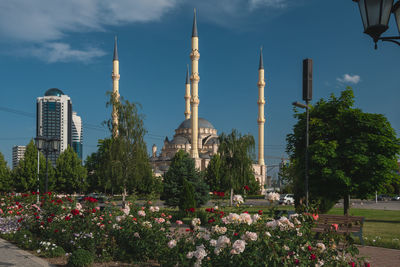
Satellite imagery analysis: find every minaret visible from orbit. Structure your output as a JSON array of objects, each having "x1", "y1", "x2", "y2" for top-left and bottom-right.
[
  {"x1": 184, "y1": 65, "x2": 191, "y2": 120},
  {"x1": 257, "y1": 47, "x2": 265, "y2": 166},
  {"x1": 190, "y1": 9, "x2": 200, "y2": 159},
  {"x1": 112, "y1": 36, "x2": 120, "y2": 138}
]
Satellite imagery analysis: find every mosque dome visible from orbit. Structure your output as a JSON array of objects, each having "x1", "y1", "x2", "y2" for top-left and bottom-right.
[
  {"x1": 178, "y1": 118, "x2": 215, "y2": 130},
  {"x1": 45, "y1": 88, "x2": 64, "y2": 97},
  {"x1": 170, "y1": 136, "x2": 189, "y2": 144}
]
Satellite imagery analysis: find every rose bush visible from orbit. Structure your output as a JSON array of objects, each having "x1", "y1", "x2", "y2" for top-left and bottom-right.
[{"x1": 0, "y1": 192, "x2": 367, "y2": 266}]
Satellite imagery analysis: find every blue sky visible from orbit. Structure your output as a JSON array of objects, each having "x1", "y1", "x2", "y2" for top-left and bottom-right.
[{"x1": 0, "y1": 0, "x2": 399, "y2": 175}]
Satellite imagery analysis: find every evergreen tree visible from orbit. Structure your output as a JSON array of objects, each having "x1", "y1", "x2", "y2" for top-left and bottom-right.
[
  {"x1": 161, "y1": 150, "x2": 209, "y2": 208},
  {"x1": 0, "y1": 152, "x2": 12, "y2": 192},
  {"x1": 204, "y1": 154, "x2": 224, "y2": 192},
  {"x1": 55, "y1": 146, "x2": 87, "y2": 193},
  {"x1": 179, "y1": 178, "x2": 196, "y2": 211}
]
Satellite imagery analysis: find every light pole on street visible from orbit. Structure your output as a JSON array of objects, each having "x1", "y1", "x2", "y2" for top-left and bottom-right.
[
  {"x1": 35, "y1": 136, "x2": 60, "y2": 193},
  {"x1": 292, "y1": 58, "x2": 313, "y2": 210}
]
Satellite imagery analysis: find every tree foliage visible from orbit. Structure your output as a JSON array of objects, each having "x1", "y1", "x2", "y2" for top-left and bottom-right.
[
  {"x1": 0, "y1": 152, "x2": 12, "y2": 192},
  {"x1": 287, "y1": 87, "x2": 400, "y2": 214},
  {"x1": 55, "y1": 146, "x2": 87, "y2": 193},
  {"x1": 86, "y1": 92, "x2": 158, "y2": 196},
  {"x1": 161, "y1": 150, "x2": 209, "y2": 208},
  {"x1": 14, "y1": 140, "x2": 55, "y2": 192},
  {"x1": 205, "y1": 129, "x2": 260, "y2": 194}
]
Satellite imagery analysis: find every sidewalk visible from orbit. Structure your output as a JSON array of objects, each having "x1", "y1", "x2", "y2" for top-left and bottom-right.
[
  {"x1": 0, "y1": 238, "x2": 53, "y2": 267},
  {"x1": 358, "y1": 245, "x2": 400, "y2": 267}
]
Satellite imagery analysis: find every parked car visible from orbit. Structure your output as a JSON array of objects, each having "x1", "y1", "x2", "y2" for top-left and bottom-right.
[
  {"x1": 377, "y1": 194, "x2": 391, "y2": 201},
  {"x1": 391, "y1": 195, "x2": 400, "y2": 201},
  {"x1": 279, "y1": 194, "x2": 294, "y2": 205}
]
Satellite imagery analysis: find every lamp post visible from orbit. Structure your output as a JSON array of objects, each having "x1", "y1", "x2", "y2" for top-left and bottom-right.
[
  {"x1": 292, "y1": 58, "x2": 313, "y2": 210},
  {"x1": 292, "y1": 101, "x2": 310, "y2": 209},
  {"x1": 353, "y1": 0, "x2": 400, "y2": 49},
  {"x1": 35, "y1": 136, "x2": 60, "y2": 193}
]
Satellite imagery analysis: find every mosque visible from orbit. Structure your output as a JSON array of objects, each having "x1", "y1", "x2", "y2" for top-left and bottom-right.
[{"x1": 111, "y1": 10, "x2": 267, "y2": 191}]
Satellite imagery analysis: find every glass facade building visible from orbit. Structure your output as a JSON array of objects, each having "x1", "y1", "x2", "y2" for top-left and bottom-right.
[{"x1": 36, "y1": 88, "x2": 82, "y2": 165}]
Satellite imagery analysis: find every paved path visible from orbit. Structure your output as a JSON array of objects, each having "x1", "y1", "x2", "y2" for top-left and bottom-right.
[
  {"x1": 0, "y1": 238, "x2": 52, "y2": 267},
  {"x1": 358, "y1": 245, "x2": 400, "y2": 267}
]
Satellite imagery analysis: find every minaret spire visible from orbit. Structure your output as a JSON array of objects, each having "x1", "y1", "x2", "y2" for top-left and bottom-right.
[
  {"x1": 192, "y1": 8, "x2": 198, "y2": 37},
  {"x1": 184, "y1": 65, "x2": 191, "y2": 119},
  {"x1": 257, "y1": 46, "x2": 266, "y2": 167},
  {"x1": 259, "y1": 46, "x2": 264, "y2": 70},
  {"x1": 113, "y1": 36, "x2": 118, "y2": 61},
  {"x1": 190, "y1": 9, "x2": 200, "y2": 160},
  {"x1": 112, "y1": 36, "x2": 120, "y2": 138}
]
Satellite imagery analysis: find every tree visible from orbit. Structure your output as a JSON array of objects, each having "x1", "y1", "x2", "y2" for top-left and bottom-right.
[
  {"x1": 14, "y1": 140, "x2": 55, "y2": 192},
  {"x1": 212, "y1": 129, "x2": 260, "y2": 200},
  {"x1": 179, "y1": 178, "x2": 196, "y2": 211},
  {"x1": 287, "y1": 87, "x2": 400, "y2": 214},
  {"x1": 101, "y1": 92, "x2": 156, "y2": 204},
  {"x1": 0, "y1": 152, "x2": 12, "y2": 192},
  {"x1": 204, "y1": 154, "x2": 224, "y2": 192},
  {"x1": 161, "y1": 150, "x2": 209, "y2": 208},
  {"x1": 55, "y1": 146, "x2": 87, "y2": 193}
]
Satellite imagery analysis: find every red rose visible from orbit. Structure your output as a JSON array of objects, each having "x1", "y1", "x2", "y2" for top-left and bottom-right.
[
  {"x1": 364, "y1": 263, "x2": 370, "y2": 267},
  {"x1": 185, "y1": 229, "x2": 190, "y2": 232},
  {"x1": 64, "y1": 216, "x2": 71, "y2": 221},
  {"x1": 15, "y1": 202, "x2": 19, "y2": 205},
  {"x1": 71, "y1": 209, "x2": 79, "y2": 216},
  {"x1": 218, "y1": 192, "x2": 225, "y2": 197},
  {"x1": 349, "y1": 262, "x2": 355, "y2": 267},
  {"x1": 234, "y1": 233, "x2": 239, "y2": 236},
  {"x1": 54, "y1": 229, "x2": 59, "y2": 233},
  {"x1": 40, "y1": 222, "x2": 44, "y2": 225},
  {"x1": 294, "y1": 259, "x2": 300, "y2": 265},
  {"x1": 258, "y1": 210, "x2": 263, "y2": 215},
  {"x1": 244, "y1": 185, "x2": 250, "y2": 191},
  {"x1": 35, "y1": 216, "x2": 40, "y2": 220},
  {"x1": 243, "y1": 211, "x2": 249, "y2": 214},
  {"x1": 17, "y1": 218, "x2": 23, "y2": 223},
  {"x1": 208, "y1": 218, "x2": 215, "y2": 223},
  {"x1": 309, "y1": 254, "x2": 316, "y2": 260},
  {"x1": 307, "y1": 245, "x2": 312, "y2": 251},
  {"x1": 50, "y1": 213, "x2": 55, "y2": 217},
  {"x1": 47, "y1": 218, "x2": 53, "y2": 223},
  {"x1": 92, "y1": 208, "x2": 96, "y2": 213}
]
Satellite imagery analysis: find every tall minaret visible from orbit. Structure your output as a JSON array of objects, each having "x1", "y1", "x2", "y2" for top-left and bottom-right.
[
  {"x1": 257, "y1": 47, "x2": 265, "y2": 166},
  {"x1": 184, "y1": 65, "x2": 191, "y2": 120},
  {"x1": 190, "y1": 9, "x2": 200, "y2": 159},
  {"x1": 112, "y1": 36, "x2": 120, "y2": 138}
]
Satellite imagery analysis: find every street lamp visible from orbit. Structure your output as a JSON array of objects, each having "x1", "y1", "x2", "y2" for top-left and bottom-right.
[
  {"x1": 353, "y1": 0, "x2": 400, "y2": 49},
  {"x1": 35, "y1": 136, "x2": 60, "y2": 193},
  {"x1": 292, "y1": 58, "x2": 313, "y2": 210}
]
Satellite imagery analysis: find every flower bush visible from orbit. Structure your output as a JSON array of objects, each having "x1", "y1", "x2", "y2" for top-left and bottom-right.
[{"x1": 0, "y1": 192, "x2": 367, "y2": 266}]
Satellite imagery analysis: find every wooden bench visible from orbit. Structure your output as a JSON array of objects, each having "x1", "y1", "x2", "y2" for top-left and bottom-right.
[{"x1": 311, "y1": 214, "x2": 365, "y2": 245}]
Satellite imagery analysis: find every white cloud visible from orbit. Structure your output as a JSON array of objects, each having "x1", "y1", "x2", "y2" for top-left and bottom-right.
[
  {"x1": 30, "y1": 42, "x2": 106, "y2": 63},
  {"x1": 0, "y1": 0, "x2": 293, "y2": 62},
  {"x1": 337, "y1": 74, "x2": 361, "y2": 84},
  {"x1": 249, "y1": 0, "x2": 288, "y2": 10}
]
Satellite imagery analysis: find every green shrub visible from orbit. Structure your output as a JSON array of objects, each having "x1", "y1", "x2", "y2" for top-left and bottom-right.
[
  {"x1": 14, "y1": 229, "x2": 37, "y2": 250},
  {"x1": 67, "y1": 249, "x2": 94, "y2": 267}
]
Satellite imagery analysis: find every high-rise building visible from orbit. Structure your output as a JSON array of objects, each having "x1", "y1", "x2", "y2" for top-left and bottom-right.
[
  {"x1": 72, "y1": 111, "x2": 83, "y2": 160},
  {"x1": 36, "y1": 88, "x2": 73, "y2": 165},
  {"x1": 12, "y1": 145, "x2": 26, "y2": 169}
]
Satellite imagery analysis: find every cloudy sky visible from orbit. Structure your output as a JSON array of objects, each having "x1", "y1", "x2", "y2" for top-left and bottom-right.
[{"x1": 0, "y1": 0, "x2": 399, "y2": 172}]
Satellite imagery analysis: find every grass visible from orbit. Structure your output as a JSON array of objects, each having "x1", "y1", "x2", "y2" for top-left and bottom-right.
[{"x1": 327, "y1": 208, "x2": 400, "y2": 249}]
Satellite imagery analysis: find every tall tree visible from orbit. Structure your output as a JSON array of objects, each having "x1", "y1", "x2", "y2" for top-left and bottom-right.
[
  {"x1": 104, "y1": 92, "x2": 155, "y2": 204},
  {"x1": 14, "y1": 140, "x2": 54, "y2": 192},
  {"x1": 161, "y1": 150, "x2": 209, "y2": 208},
  {"x1": 55, "y1": 146, "x2": 87, "y2": 193},
  {"x1": 215, "y1": 129, "x2": 260, "y2": 199},
  {"x1": 204, "y1": 154, "x2": 224, "y2": 192},
  {"x1": 0, "y1": 152, "x2": 12, "y2": 192},
  {"x1": 287, "y1": 87, "x2": 400, "y2": 214}
]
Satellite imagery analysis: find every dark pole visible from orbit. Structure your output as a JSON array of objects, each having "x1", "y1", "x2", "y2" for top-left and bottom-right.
[
  {"x1": 305, "y1": 100, "x2": 309, "y2": 210},
  {"x1": 45, "y1": 150, "x2": 49, "y2": 193}
]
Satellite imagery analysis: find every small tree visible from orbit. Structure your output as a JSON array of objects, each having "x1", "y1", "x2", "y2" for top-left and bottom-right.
[
  {"x1": 55, "y1": 146, "x2": 87, "y2": 193},
  {"x1": 161, "y1": 150, "x2": 209, "y2": 208},
  {"x1": 179, "y1": 178, "x2": 196, "y2": 211},
  {"x1": 0, "y1": 152, "x2": 12, "y2": 192}
]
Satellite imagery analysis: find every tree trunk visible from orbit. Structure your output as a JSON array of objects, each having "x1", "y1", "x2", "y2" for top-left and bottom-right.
[
  {"x1": 122, "y1": 186, "x2": 127, "y2": 208},
  {"x1": 230, "y1": 188, "x2": 233, "y2": 206},
  {"x1": 343, "y1": 194, "x2": 350, "y2": 215}
]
